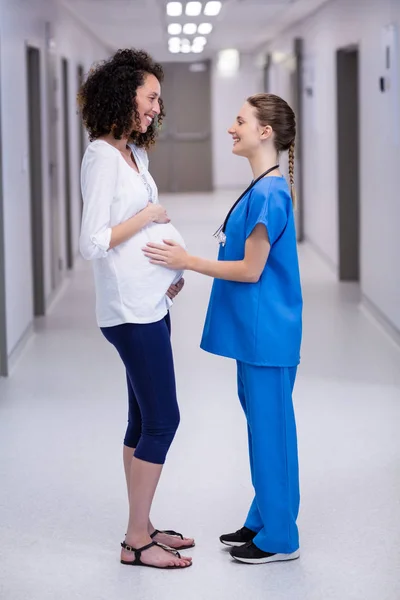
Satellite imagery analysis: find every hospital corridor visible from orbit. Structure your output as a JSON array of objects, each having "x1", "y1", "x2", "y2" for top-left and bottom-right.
[{"x1": 0, "y1": 0, "x2": 400, "y2": 598}]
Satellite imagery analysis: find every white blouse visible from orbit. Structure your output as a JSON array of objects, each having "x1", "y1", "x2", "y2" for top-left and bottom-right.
[{"x1": 80, "y1": 139, "x2": 185, "y2": 327}]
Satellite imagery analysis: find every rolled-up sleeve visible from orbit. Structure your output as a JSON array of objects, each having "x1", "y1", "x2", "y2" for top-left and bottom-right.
[{"x1": 79, "y1": 144, "x2": 119, "y2": 260}]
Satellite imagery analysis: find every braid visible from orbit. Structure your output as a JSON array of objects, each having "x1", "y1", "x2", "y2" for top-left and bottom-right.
[{"x1": 288, "y1": 141, "x2": 296, "y2": 206}]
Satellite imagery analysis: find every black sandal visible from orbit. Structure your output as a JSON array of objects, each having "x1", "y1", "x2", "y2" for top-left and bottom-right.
[
  {"x1": 150, "y1": 529, "x2": 195, "y2": 550},
  {"x1": 120, "y1": 541, "x2": 192, "y2": 569}
]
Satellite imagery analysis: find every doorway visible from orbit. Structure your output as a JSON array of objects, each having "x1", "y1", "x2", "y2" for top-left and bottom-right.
[
  {"x1": 149, "y1": 61, "x2": 212, "y2": 193},
  {"x1": 263, "y1": 53, "x2": 272, "y2": 93},
  {"x1": 77, "y1": 64, "x2": 86, "y2": 214},
  {"x1": 266, "y1": 44, "x2": 304, "y2": 242},
  {"x1": 61, "y1": 58, "x2": 73, "y2": 269},
  {"x1": 46, "y1": 22, "x2": 61, "y2": 289},
  {"x1": 27, "y1": 46, "x2": 45, "y2": 317},
  {"x1": 293, "y1": 38, "x2": 304, "y2": 242},
  {"x1": 0, "y1": 44, "x2": 7, "y2": 375},
  {"x1": 336, "y1": 46, "x2": 360, "y2": 281}
]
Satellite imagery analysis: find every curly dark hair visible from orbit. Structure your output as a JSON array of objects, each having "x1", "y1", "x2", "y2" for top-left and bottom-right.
[{"x1": 77, "y1": 48, "x2": 165, "y2": 149}]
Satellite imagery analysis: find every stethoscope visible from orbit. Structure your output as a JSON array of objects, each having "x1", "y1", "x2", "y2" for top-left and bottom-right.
[{"x1": 213, "y1": 164, "x2": 279, "y2": 246}]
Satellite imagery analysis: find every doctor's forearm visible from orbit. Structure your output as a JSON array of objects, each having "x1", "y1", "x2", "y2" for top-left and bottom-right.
[{"x1": 186, "y1": 255, "x2": 259, "y2": 283}]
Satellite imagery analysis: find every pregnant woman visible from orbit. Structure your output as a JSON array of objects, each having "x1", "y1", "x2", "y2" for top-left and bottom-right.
[{"x1": 78, "y1": 48, "x2": 193, "y2": 570}]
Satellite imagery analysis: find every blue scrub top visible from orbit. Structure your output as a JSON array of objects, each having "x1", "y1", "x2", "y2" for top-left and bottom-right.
[{"x1": 200, "y1": 176, "x2": 302, "y2": 367}]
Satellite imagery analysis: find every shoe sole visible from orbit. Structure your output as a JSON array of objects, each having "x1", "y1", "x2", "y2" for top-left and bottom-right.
[
  {"x1": 231, "y1": 549, "x2": 300, "y2": 564},
  {"x1": 220, "y1": 539, "x2": 251, "y2": 547}
]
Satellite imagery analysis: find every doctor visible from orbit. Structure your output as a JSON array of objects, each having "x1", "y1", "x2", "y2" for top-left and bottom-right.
[{"x1": 143, "y1": 93, "x2": 303, "y2": 565}]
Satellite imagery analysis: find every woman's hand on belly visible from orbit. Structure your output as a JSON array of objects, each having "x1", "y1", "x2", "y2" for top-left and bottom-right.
[
  {"x1": 147, "y1": 203, "x2": 171, "y2": 224},
  {"x1": 143, "y1": 239, "x2": 188, "y2": 270},
  {"x1": 166, "y1": 277, "x2": 185, "y2": 300}
]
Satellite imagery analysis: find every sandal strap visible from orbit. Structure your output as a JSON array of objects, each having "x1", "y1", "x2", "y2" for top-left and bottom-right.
[
  {"x1": 151, "y1": 529, "x2": 184, "y2": 541},
  {"x1": 121, "y1": 540, "x2": 156, "y2": 556},
  {"x1": 120, "y1": 540, "x2": 181, "y2": 560},
  {"x1": 156, "y1": 542, "x2": 181, "y2": 559},
  {"x1": 161, "y1": 530, "x2": 184, "y2": 540}
]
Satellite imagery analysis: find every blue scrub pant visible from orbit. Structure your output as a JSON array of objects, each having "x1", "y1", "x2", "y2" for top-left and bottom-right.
[
  {"x1": 237, "y1": 361, "x2": 300, "y2": 554},
  {"x1": 101, "y1": 313, "x2": 180, "y2": 465}
]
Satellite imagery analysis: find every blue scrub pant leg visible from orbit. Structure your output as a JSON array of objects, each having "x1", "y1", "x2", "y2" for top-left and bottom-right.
[{"x1": 237, "y1": 361, "x2": 300, "y2": 554}]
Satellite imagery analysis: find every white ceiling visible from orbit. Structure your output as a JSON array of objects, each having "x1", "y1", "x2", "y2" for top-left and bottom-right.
[{"x1": 60, "y1": 0, "x2": 330, "y2": 61}]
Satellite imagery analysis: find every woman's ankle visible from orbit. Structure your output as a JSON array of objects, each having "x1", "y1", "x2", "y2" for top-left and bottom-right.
[{"x1": 124, "y1": 531, "x2": 152, "y2": 549}]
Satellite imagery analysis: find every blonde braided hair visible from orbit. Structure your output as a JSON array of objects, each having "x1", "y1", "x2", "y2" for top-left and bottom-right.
[{"x1": 288, "y1": 141, "x2": 296, "y2": 206}]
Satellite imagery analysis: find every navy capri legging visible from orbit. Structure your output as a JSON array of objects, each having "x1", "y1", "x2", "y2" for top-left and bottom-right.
[{"x1": 101, "y1": 313, "x2": 180, "y2": 465}]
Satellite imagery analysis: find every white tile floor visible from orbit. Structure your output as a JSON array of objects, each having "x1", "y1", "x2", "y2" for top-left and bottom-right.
[{"x1": 1, "y1": 191, "x2": 400, "y2": 600}]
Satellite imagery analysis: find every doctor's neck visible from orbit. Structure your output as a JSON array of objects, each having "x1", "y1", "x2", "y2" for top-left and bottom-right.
[{"x1": 248, "y1": 145, "x2": 280, "y2": 180}]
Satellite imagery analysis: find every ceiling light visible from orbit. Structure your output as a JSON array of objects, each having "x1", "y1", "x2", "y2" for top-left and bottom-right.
[
  {"x1": 193, "y1": 36, "x2": 207, "y2": 46},
  {"x1": 169, "y1": 36, "x2": 181, "y2": 45},
  {"x1": 168, "y1": 23, "x2": 182, "y2": 35},
  {"x1": 198, "y1": 23, "x2": 213, "y2": 34},
  {"x1": 204, "y1": 1, "x2": 221, "y2": 16},
  {"x1": 192, "y1": 44, "x2": 204, "y2": 53},
  {"x1": 181, "y1": 45, "x2": 191, "y2": 53},
  {"x1": 167, "y1": 2, "x2": 182, "y2": 16},
  {"x1": 169, "y1": 39, "x2": 181, "y2": 52},
  {"x1": 183, "y1": 23, "x2": 197, "y2": 35},
  {"x1": 217, "y1": 48, "x2": 239, "y2": 76},
  {"x1": 186, "y1": 1, "x2": 202, "y2": 16}
]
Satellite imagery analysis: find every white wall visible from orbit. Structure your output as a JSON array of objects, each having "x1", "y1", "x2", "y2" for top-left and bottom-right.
[
  {"x1": 262, "y1": 0, "x2": 400, "y2": 332},
  {"x1": 211, "y1": 53, "x2": 261, "y2": 189},
  {"x1": 0, "y1": 0, "x2": 110, "y2": 357}
]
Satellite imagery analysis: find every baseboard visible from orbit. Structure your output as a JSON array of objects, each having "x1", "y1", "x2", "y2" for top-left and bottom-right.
[
  {"x1": 360, "y1": 294, "x2": 400, "y2": 351},
  {"x1": 303, "y1": 235, "x2": 338, "y2": 276},
  {"x1": 7, "y1": 322, "x2": 35, "y2": 376},
  {"x1": 45, "y1": 276, "x2": 71, "y2": 316},
  {"x1": 3, "y1": 275, "x2": 73, "y2": 378}
]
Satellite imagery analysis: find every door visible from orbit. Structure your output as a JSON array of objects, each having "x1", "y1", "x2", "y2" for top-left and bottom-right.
[
  {"x1": 293, "y1": 38, "x2": 304, "y2": 242},
  {"x1": 263, "y1": 53, "x2": 272, "y2": 92},
  {"x1": 61, "y1": 58, "x2": 73, "y2": 269},
  {"x1": 0, "y1": 43, "x2": 7, "y2": 375},
  {"x1": 27, "y1": 46, "x2": 46, "y2": 317},
  {"x1": 45, "y1": 22, "x2": 62, "y2": 288},
  {"x1": 267, "y1": 46, "x2": 304, "y2": 241},
  {"x1": 336, "y1": 47, "x2": 360, "y2": 281},
  {"x1": 149, "y1": 61, "x2": 212, "y2": 193},
  {"x1": 77, "y1": 64, "x2": 86, "y2": 215}
]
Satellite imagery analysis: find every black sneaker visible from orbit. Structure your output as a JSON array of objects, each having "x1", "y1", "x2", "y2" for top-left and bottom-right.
[
  {"x1": 230, "y1": 541, "x2": 300, "y2": 564},
  {"x1": 219, "y1": 526, "x2": 257, "y2": 547}
]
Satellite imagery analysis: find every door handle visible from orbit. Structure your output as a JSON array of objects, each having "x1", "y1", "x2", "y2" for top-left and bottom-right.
[{"x1": 171, "y1": 132, "x2": 210, "y2": 141}]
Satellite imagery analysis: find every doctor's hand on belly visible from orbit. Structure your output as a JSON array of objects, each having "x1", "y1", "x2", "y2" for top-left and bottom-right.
[{"x1": 143, "y1": 239, "x2": 188, "y2": 271}]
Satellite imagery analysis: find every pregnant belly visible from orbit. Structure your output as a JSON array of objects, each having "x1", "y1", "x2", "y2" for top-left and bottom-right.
[
  {"x1": 113, "y1": 221, "x2": 185, "y2": 317},
  {"x1": 145, "y1": 222, "x2": 186, "y2": 250}
]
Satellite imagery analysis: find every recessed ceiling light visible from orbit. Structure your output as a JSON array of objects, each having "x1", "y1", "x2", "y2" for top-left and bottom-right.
[
  {"x1": 192, "y1": 44, "x2": 204, "y2": 53},
  {"x1": 204, "y1": 1, "x2": 221, "y2": 16},
  {"x1": 217, "y1": 48, "x2": 240, "y2": 76},
  {"x1": 186, "y1": 1, "x2": 202, "y2": 16},
  {"x1": 169, "y1": 39, "x2": 181, "y2": 52},
  {"x1": 167, "y1": 2, "x2": 182, "y2": 16},
  {"x1": 183, "y1": 23, "x2": 197, "y2": 35},
  {"x1": 168, "y1": 23, "x2": 182, "y2": 35},
  {"x1": 169, "y1": 36, "x2": 181, "y2": 45},
  {"x1": 181, "y1": 45, "x2": 191, "y2": 53},
  {"x1": 198, "y1": 23, "x2": 213, "y2": 35},
  {"x1": 193, "y1": 36, "x2": 207, "y2": 46}
]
